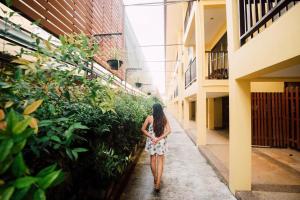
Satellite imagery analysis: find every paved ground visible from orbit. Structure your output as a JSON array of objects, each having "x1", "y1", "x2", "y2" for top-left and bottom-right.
[{"x1": 121, "y1": 114, "x2": 236, "y2": 200}]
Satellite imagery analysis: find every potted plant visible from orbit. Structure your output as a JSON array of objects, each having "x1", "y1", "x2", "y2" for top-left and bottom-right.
[
  {"x1": 135, "y1": 82, "x2": 142, "y2": 88},
  {"x1": 107, "y1": 48, "x2": 123, "y2": 70}
]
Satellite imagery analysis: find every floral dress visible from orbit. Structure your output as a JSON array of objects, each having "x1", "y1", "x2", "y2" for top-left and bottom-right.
[{"x1": 145, "y1": 123, "x2": 167, "y2": 155}]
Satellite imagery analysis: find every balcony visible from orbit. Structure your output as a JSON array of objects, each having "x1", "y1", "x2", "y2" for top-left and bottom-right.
[
  {"x1": 239, "y1": 0, "x2": 297, "y2": 45},
  {"x1": 185, "y1": 58, "x2": 196, "y2": 89},
  {"x1": 184, "y1": 1, "x2": 193, "y2": 33},
  {"x1": 206, "y1": 51, "x2": 228, "y2": 79}
]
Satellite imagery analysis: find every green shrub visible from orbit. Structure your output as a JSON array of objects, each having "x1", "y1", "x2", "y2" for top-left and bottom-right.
[
  {"x1": 0, "y1": 32, "x2": 157, "y2": 200},
  {"x1": 0, "y1": 104, "x2": 64, "y2": 200}
]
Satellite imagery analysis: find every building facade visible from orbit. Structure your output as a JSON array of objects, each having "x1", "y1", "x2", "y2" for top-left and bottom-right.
[
  {"x1": 7, "y1": 0, "x2": 125, "y2": 79},
  {"x1": 165, "y1": 0, "x2": 300, "y2": 194}
]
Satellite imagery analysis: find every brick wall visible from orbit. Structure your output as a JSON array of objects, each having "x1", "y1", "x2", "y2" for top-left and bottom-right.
[
  {"x1": 89, "y1": 0, "x2": 125, "y2": 79},
  {"x1": 11, "y1": 0, "x2": 125, "y2": 79}
]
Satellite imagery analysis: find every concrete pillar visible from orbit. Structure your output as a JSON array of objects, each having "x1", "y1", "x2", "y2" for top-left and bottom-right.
[
  {"x1": 229, "y1": 80, "x2": 251, "y2": 193},
  {"x1": 208, "y1": 98, "x2": 215, "y2": 129},
  {"x1": 195, "y1": 2, "x2": 207, "y2": 146},
  {"x1": 196, "y1": 90, "x2": 207, "y2": 145},
  {"x1": 226, "y1": 0, "x2": 251, "y2": 193}
]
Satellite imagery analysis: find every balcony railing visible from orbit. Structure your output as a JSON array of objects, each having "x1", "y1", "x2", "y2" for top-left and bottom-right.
[
  {"x1": 206, "y1": 51, "x2": 228, "y2": 79},
  {"x1": 184, "y1": 1, "x2": 193, "y2": 32},
  {"x1": 239, "y1": 0, "x2": 297, "y2": 45},
  {"x1": 185, "y1": 57, "x2": 196, "y2": 89}
]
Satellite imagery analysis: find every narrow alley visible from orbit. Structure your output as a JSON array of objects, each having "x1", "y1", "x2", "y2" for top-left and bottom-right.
[{"x1": 121, "y1": 113, "x2": 236, "y2": 200}]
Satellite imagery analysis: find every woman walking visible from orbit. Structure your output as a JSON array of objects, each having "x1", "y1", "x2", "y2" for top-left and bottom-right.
[{"x1": 141, "y1": 103, "x2": 171, "y2": 192}]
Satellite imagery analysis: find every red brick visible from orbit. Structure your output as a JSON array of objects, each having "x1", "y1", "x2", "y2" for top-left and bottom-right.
[{"x1": 13, "y1": 0, "x2": 125, "y2": 79}]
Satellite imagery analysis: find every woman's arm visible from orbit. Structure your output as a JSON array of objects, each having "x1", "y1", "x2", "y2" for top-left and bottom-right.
[
  {"x1": 155, "y1": 120, "x2": 171, "y2": 143},
  {"x1": 141, "y1": 116, "x2": 155, "y2": 139}
]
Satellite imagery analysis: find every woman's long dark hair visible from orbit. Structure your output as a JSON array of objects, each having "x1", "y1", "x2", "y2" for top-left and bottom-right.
[{"x1": 152, "y1": 103, "x2": 167, "y2": 137}]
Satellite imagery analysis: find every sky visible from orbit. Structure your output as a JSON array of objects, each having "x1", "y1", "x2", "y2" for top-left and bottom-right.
[{"x1": 123, "y1": 0, "x2": 165, "y2": 95}]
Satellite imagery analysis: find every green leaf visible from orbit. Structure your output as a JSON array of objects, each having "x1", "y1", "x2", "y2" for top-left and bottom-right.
[
  {"x1": 50, "y1": 135, "x2": 62, "y2": 143},
  {"x1": 38, "y1": 120, "x2": 53, "y2": 127},
  {"x1": 9, "y1": 11, "x2": 15, "y2": 17},
  {"x1": 48, "y1": 104, "x2": 55, "y2": 114},
  {"x1": 12, "y1": 153, "x2": 28, "y2": 177},
  {"x1": 0, "y1": 139, "x2": 13, "y2": 162},
  {"x1": 66, "y1": 148, "x2": 73, "y2": 160},
  {"x1": 13, "y1": 128, "x2": 32, "y2": 143},
  {"x1": 0, "y1": 186, "x2": 15, "y2": 200},
  {"x1": 7, "y1": 109, "x2": 18, "y2": 132},
  {"x1": 0, "y1": 157, "x2": 13, "y2": 174},
  {"x1": 64, "y1": 123, "x2": 88, "y2": 143},
  {"x1": 0, "y1": 82, "x2": 12, "y2": 89},
  {"x1": 33, "y1": 189, "x2": 46, "y2": 200},
  {"x1": 12, "y1": 187, "x2": 30, "y2": 200},
  {"x1": 37, "y1": 170, "x2": 61, "y2": 190},
  {"x1": 11, "y1": 140, "x2": 27, "y2": 154},
  {"x1": 15, "y1": 68, "x2": 22, "y2": 80},
  {"x1": 71, "y1": 148, "x2": 88, "y2": 160},
  {"x1": 72, "y1": 147, "x2": 88, "y2": 153},
  {"x1": 39, "y1": 118, "x2": 69, "y2": 127},
  {"x1": 15, "y1": 176, "x2": 37, "y2": 189},
  {"x1": 71, "y1": 150, "x2": 78, "y2": 160},
  {"x1": 49, "y1": 170, "x2": 64, "y2": 188},
  {"x1": 12, "y1": 117, "x2": 32, "y2": 135},
  {"x1": 36, "y1": 164, "x2": 57, "y2": 177}
]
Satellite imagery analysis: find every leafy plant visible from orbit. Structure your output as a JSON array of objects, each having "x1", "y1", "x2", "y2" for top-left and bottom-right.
[
  {"x1": 0, "y1": 103, "x2": 63, "y2": 200},
  {"x1": 0, "y1": 17, "x2": 157, "y2": 199}
]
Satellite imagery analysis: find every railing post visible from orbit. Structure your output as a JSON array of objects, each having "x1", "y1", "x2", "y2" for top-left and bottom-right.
[
  {"x1": 222, "y1": 52, "x2": 225, "y2": 77},
  {"x1": 189, "y1": 61, "x2": 192, "y2": 85},
  {"x1": 248, "y1": 0, "x2": 253, "y2": 29},
  {"x1": 208, "y1": 52, "x2": 211, "y2": 79},
  {"x1": 213, "y1": 52, "x2": 216, "y2": 78}
]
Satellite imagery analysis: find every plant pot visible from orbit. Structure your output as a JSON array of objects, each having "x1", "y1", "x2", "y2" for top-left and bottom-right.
[
  {"x1": 107, "y1": 59, "x2": 123, "y2": 70},
  {"x1": 135, "y1": 82, "x2": 142, "y2": 88}
]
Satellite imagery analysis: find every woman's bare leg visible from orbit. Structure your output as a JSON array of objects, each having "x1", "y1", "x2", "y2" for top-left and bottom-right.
[
  {"x1": 155, "y1": 155, "x2": 164, "y2": 189},
  {"x1": 150, "y1": 155, "x2": 157, "y2": 183}
]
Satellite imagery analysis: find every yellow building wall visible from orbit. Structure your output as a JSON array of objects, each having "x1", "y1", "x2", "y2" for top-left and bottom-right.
[
  {"x1": 166, "y1": 0, "x2": 299, "y2": 195},
  {"x1": 251, "y1": 82, "x2": 284, "y2": 93},
  {"x1": 229, "y1": 4, "x2": 300, "y2": 79},
  {"x1": 165, "y1": 3, "x2": 184, "y2": 100}
]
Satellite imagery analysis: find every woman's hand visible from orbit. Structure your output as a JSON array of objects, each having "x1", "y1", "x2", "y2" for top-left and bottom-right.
[
  {"x1": 151, "y1": 136, "x2": 158, "y2": 144},
  {"x1": 151, "y1": 137, "x2": 162, "y2": 145}
]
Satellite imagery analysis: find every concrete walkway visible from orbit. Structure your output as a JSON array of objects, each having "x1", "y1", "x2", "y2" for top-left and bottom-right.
[{"x1": 121, "y1": 114, "x2": 236, "y2": 200}]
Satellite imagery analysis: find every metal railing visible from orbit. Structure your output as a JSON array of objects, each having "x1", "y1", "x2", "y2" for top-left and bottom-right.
[
  {"x1": 239, "y1": 0, "x2": 297, "y2": 45},
  {"x1": 185, "y1": 57, "x2": 196, "y2": 88},
  {"x1": 206, "y1": 51, "x2": 228, "y2": 79},
  {"x1": 184, "y1": 1, "x2": 193, "y2": 32}
]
